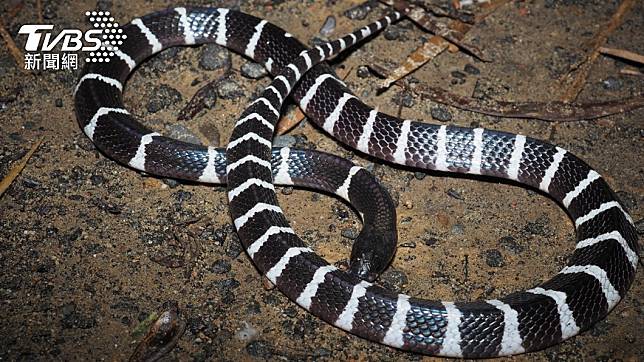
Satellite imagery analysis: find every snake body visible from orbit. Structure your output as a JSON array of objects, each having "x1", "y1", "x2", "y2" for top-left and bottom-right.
[{"x1": 74, "y1": 6, "x2": 639, "y2": 358}]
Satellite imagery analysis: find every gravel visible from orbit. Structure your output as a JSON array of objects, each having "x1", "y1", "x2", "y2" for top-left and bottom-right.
[
  {"x1": 319, "y1": 15, "x2": 336, "y2": 37},
  {"x1": 484, "y1": 249, "x2": 504, "y2": 267},
  {"x1": 240, "y1": 62, "x2": 267, "y2": 79},
  {"x1": 464, "y1": 64, "x2": 481, "y2": 75},
  {"x1": 199, "y1": 44, "x2": 231, "y2": 71},
  {"x1": 274, "y1": 135, "x2": 297, "y2": 148},
  {"x1": 147, "y1": 84, "x2": 182, "y2": 113},
  {"x1": 217, "y1": 79, "x2": 244, "y2": 100}
]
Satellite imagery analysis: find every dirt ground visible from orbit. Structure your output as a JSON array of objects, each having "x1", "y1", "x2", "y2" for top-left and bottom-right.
[{"x1": 1, "y1": 0, "x2": 642, "y2": 360}]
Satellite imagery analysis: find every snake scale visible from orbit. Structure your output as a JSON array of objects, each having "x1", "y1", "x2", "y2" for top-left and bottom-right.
[{"x1": 73, "y1": 5, "x2": 639, "y2": 358}]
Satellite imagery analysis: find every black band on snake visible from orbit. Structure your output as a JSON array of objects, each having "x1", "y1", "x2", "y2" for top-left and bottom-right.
[{"x1": 73, "y1": 6, "x2": 639, "y2": 358}]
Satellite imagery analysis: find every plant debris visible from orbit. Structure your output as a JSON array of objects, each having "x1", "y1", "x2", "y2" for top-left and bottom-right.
[
  {"x1": 599, "y1": 46, "x2": 644, "y2": 65},
  {"x1": 559, "y1": 0, "x2": 636, "y2": 102},
  {"x1": 379, "y1": 36, "x2": 449, "y2": 89},
  {"x1": 129, "y1": 302, "x2": 185, "y2": 362},
  {"x1": 0, "y1": 138, "x2": 43, "y2": 197},
  {"x1": 0, "y1": 18, "x2": 26, "y2": 73},
  {"x1": 370, "y1": 64, "x2": 644, "y2": 121},
  {"x1": 381, "y1": 0, "x2": 487, "y2": 61}
]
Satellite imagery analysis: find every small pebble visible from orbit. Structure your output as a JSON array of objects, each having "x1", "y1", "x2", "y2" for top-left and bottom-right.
[
  {"x1": 392, "y1": 92, "x2": 415, "y2": 108},
  {"x1": 344, "y1": 0, "x2": 377, "y2": 20},
  {"x1": 356, "y1": 66, "x2": 370, "y2": 78},
  {"x1": 400, "y1": 216, "x2": 412, "y2": 225},
  {"x1": 217, "y1": 80, "x2": 244, "y2": 100},
  {"x1": 335, "y1": 207, "x2": 350, "y2": 220},
  {"x1": 240, "y1": 62, "x2": 267, "y2": 79},
  {"x1": 451, "y1": 224, "x2": 464, "y2": 235},
  {"x1": 211, "y1": 260, "x2": 232, "y2": 274},
  {"x1": 498, "y1": 235, "x2": 524, "y2": 253},
  {"x1": 522, "y1": 215, "x2": 551, "y2": 237},
  {"x1": 166, "y1": 124, "x2": 202, "y2": 145},
  {"x1": 213, "y1": 278, "x2": 240, "y2": 293},
  {"x1": 320, "y1": 16, "x2": 336, "y2": 37},
  {"x1": 601, "y1": 76, "x2": 622, "y2": 91},
  {"x1": 90, "y1": 174, "x2": 105, "y2": 186},
  {"x1": 484, "y1": 249, "x2": 504, "y2": 267},
  {"x1": 43, "y1": 3, "x2": 57, "y2": 19},
  {"x1": 341, "y1": 228, "x2": 359, "y2": 240},
  {"x1": 162, "y1": 178, "x2": 180, "y2": 188},
  {"x1": 199, "y1": 44, "x2": 231, "y2": 71},
  {"x1": 55, "y1": 98, "x2": 63, "y2": 107},
  {"x1": 400, "y1": 241, "x2": 416, "y2": 248},
  {"x1": 147, "y1": 84, "x2": 182, "y2": 113},
  {"x1": 22, "y1": 178, "x2": 40, "y2": 188},
  {"x1": 96, "y1": 0, "x2": 112, "y2": 11},
  {"x1": 430, "y1": 106, "x2": 452, "y2": 122},
  {"x1": 451, "y1": 70, "x2": 467, "y2": 79},
  {"x1": 423, "y1": 236, "x2": 439, "y2": 247},
  {"x1": 414, "y1": 172, "x2": 426, "y2": 180},
  {"x1": 384, "y1": 26, "x2": 404, "y2": 41},
  {"x1": 225, "y1": 234, "x2": 244, "y2": 259},
  {"x1": 281, "y1": 187, "x2": 293, "y2": 195},
  {"x1": 173, "y1": 190, "x2": 193, "y2": 203},
  {"x1": 464, "y1": 64, "x2": 480, "y2": 75},
  {"x1": 274, "y1": 135, "x2": 296, "y2": 148},
  {"x1": 380, "y1": 269, "x2": 408, "y2": 293},
  {"x1": 446, "y1": 188, "x2": 463, "y2": 200}
]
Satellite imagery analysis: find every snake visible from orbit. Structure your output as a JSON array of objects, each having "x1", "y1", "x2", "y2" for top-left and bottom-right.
[{"x1": 73, "y1": 5, "x2": 639, "y2": 358}]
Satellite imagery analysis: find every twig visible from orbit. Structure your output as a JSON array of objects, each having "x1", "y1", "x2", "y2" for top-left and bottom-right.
[
  {"x1": 413, "y1": 83, "x2": 644, "y2": 121},
  {"x1": 0, "y1": 18, "x2": 27, "y2": 73},
  {"x1": 0, "y1": 138, "x2": 44, "y2": 197},
  {"x1": 381, "y1": 0, "x2": 488, "y2": 61},
  {"x1": 379, "y1": 35, "x2": 449, "y2": 89},
  {"x1": 598, "y1": 46, "x2": 644, "y2": 65},
  {"x1": 369, "y1": 64, "x2": 644, "y2": 121},
  {"x1": 620, "y1": 68, "x2": 643, "y2": 77},
  {"x1": 560, "y1": 0, "x2": 635, "y2": 102},
  {"x1": 377, "y1": 0, "x2": 488, "y2": 89}
]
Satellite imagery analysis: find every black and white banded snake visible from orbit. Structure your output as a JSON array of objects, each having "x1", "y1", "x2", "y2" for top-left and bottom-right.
[{"x1": 73, "y1": 6, "x2": 639, "y2": 358}]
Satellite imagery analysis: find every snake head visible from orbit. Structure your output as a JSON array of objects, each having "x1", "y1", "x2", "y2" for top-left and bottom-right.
[{"x1": 348, "y1": 223, "x2": 397, "y2": 282}]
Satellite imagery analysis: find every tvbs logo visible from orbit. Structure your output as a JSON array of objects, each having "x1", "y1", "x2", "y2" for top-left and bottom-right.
[
  {"x1": 19, "y1": 24, "x2": 102, "y2": 52},
  {"x1": 18, "y1": 11, "x2": 124, "y2": 70}
]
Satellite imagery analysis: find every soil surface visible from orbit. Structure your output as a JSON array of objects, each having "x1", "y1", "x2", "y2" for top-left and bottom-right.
[{"x1": 1, "y1": 0, "x2": 642, "y2": 361}]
